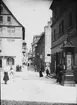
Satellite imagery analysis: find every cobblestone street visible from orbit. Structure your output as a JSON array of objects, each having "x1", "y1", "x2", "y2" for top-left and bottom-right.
[
  {"x1": 1, "y1": 100, "x2": 76, "y2": 105},
  {"x1": 0, "y1": 0, "x2": 77, "y2": 105},
  {"x1": 1, "y1": 66, "x2": 77, "y2": 105}
]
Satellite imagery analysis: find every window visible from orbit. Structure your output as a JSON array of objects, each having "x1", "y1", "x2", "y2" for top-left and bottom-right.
[
  {"x1": 59, "y1": 20, "x2": 64, "y2": 35},
  {"x1": 7, "y1": 16, "x2": 11, "y2": 22},
  {"x1": 53, "y1": 29, "x2": 56, "y2": 41},
  {"x1": 0, "y1": 16, "x2": 3, "y2": 23},
  {"x1": 8, "y1": 27, "x2": 15, "y2": 33},
  {"x1": 68, "y1": 12, "x2": 72, "y2": 27},
  {"x1": 0, "y1": 26, "x2": 2, "y2": 32}
]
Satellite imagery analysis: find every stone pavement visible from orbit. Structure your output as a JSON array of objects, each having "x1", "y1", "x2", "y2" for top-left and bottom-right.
[
  {"x1": 1, "y1": 66, "x2": 77, "y2": 105},
  {"x1": 1, "y1": 100, "x2": 76, "y2": 105}
]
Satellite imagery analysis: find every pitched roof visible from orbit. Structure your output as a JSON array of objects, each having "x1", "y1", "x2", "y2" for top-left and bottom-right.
[{"x1": 1, "y1": 0, "x2": 25, "y2": 28}]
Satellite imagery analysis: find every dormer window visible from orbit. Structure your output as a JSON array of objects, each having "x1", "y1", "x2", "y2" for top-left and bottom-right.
[{"x1": 7, "y1": 16, "x2": 11, "y2": 22}]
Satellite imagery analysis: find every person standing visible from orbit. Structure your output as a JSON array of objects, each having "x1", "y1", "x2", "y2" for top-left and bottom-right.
[
  {"x1": 45, "y1": 66, "x2": 50, "y2": 76},
  {"x1": 59, "y1": 64, "x2": 63, "y2": 84},
  {"x1": 3, "y1": 66, "x2": 9, "y2": 84},
  {"x1": 35, "y1": 65, "x2": 37, "y2": 72},
  {"x1": 39, "y1": 63, "x2": 43, "y2": 77},
  {"x1": 56, "y1": 65, "x2": 60, "y2": 83},
  {"x1": 46, "y1": 68, "x2": 49, "y2": 76},
  {"x1": 56, "y1": 64, "x2": 62, "y2": 84}
]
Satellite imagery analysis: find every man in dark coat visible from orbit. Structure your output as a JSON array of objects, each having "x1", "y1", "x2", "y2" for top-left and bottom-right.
[
  {"x1": 56, "y1": 64, "x2": 62, "y2": 84},
  {"x1": 46, "y1": 68, "x2": 49, "y2": 76},
  {"x1": 39, "y1": 63, "x2": 43, "y2": 77}
]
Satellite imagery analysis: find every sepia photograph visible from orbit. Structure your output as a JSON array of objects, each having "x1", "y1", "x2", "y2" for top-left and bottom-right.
[{"x1": 0, "y1": 0, "x2": 77, "y2": 105}]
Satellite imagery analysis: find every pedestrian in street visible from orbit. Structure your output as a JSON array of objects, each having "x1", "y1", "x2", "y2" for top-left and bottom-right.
[
  {"x1": 39, "y1": 69, "x2": 43, "y2": 77},
  {"x1": 59, "y1": 64, "x2": 63, "y2": 84},
  {"x1": 46, "y1": 68, "x2": 49, "y2": 76},
  {"x1": 56, "y1": 65, "x2": 59, "y2": 82},
  {"x1": 39, "y1": 64, "x2": 43, "y2": 77},
  {"x1": 3, "y1": 66, "x2": 9, "y2": 84},
  {"x1": 73, "y1": 65, "x2": 77, "y2": 83},
  {"x1": 45, "y1": 65, "x2": 50, "y2": 76},
  {"x1": 35, "y1": 65, "x2": 37, "y2": 72},
  {"x1": 28, "y1": 63, "x2": 29, "y2": 66},
  {"x1": 56, "y1": 64, "x2": 62, "y2": 84}
]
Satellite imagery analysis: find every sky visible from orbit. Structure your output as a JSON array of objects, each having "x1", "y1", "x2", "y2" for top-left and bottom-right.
[{"x1": 3, "y1": 0, "x2": 52, "y2": 51}]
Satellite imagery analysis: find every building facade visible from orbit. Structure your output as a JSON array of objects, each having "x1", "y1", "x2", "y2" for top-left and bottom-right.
[
  {"x1": 35, "y1": 32, "x2": 45, "y2": 72},
  {"x1": 44, "y1": 18, "x2": 52, "y2": 73},
  {"x1": 22, "y1": 41, "x2": 28, "y2": 65},
  {"x1": 50, "y1": 0, "x2": 77, "y2": 74},
  {"x1": 31, "y1": 35, "x2": 40, "y2": 65},
  {"x1": 0, "y1": 1, "x2": 25, "y2": 70}
]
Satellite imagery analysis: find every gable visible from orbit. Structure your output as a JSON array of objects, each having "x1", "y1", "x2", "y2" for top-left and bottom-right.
[{"x1": 1, "y1": 1, "x2": 23, "y2": 27}]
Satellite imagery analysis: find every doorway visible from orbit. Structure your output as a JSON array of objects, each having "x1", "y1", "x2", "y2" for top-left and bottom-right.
[
  {"x1": 0, "y1": 58, "x2": 2, "y2": 68},
  {"x1": 7, "y1": 57, "x2": 14, "y2": 65}
]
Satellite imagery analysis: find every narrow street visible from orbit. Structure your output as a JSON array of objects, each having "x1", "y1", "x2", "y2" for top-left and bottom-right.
[{"x1": 1, "y1": 65, "x2": 76, "y2": 105}]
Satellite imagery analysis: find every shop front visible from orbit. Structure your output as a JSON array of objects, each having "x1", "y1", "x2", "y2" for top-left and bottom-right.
[
  {"x1": 51, "y1": 38, "x2": 76, "y2": 86},
  {"x1": 51, "y1": 43, "x2": 63, "y2": 74},
  {"x1": 61, "y1": 38, "x2": 76, "y2": 86}
]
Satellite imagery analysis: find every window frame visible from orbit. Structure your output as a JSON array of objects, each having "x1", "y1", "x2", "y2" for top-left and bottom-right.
[
  {"x1": 59, "y1": 20, "x2": 64, "y2": 36},
  {"x1": 7, "y1": 16, "x2": 11, "y2": 22},
  {"x1": 53, "y1": 29, "x2": 56, "y2": 42},
  {"x1": 7, "y1": 27, "x2": 15, "y2": 34}
]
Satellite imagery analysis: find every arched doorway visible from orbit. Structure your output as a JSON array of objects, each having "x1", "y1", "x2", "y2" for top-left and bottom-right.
[{"x1": 7, "y1": 57, "x2": 14, "y2": 66}]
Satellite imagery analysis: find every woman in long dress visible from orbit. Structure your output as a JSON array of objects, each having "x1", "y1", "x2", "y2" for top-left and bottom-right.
[{"x1": 3, "y1": 66, "x2": 9, "y2": 84}]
